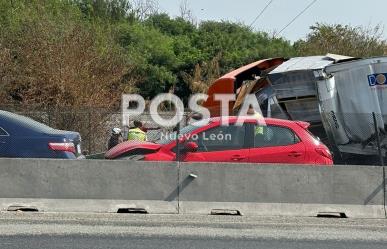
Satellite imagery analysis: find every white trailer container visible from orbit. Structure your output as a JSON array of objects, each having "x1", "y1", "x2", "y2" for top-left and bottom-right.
[{"x1": 317, "y1": 57, "x2": 387, "y2": 155}]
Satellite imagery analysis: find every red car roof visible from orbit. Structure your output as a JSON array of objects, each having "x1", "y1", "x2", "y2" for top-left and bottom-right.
[{"x1": 207, "y1": 116, "x2": 307, "y2": 127}]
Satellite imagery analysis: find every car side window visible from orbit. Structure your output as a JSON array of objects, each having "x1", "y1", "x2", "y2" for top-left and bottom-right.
[
  {"x1": 0, "y1": 127, "x2": 8, "y2": 136},
  {"x1": 253, "y1": 125, "x2": 299, "y2": 148},
  {"x1": 190, "y1": 124, "x2": 246, "y2": 152}
]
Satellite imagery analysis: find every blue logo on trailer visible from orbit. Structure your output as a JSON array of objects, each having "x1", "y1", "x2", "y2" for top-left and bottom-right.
[{"x1": 368, "y1": 73, "x2": 387, "y2": 86}]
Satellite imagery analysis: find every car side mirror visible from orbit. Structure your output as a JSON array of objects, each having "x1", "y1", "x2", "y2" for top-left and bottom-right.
[{"x1": 183, "y1": 141, "x2": 198, "y2": 153}]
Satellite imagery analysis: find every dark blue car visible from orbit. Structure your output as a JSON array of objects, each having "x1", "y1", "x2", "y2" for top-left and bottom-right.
[{"x1": 0, "y1": 110, "x2": 82, "y2": 159}]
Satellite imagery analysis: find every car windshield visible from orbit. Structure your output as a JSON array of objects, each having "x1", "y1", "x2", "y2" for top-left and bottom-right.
[{"x1": 155, "y1": 120, "x2": 209, "y2": 145}]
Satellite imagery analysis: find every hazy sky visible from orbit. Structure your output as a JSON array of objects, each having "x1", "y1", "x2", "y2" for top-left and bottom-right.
[{"x1": 158, "y1": 0, "x2": 387, "y2": 42}]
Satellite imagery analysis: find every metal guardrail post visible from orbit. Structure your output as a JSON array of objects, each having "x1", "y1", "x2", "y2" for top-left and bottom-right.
[
  {"x1": 175, "y1": 120, "x2": 182, "y2": 214},
  {"x1": 87, "y1": 110, "x2": 92, "y2": 154},
  {"x1": 372, "y1": 112, "x2": 384, "y2": 166},
  {"x1": 175, "y1": 121, "x2": 181, "y2": 162}
]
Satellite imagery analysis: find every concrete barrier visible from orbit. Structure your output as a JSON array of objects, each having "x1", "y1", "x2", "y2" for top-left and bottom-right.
[
  {"x1": 0, "y1": 158, "x2": 385, "y2": 218},
  {"x1": 0, "y1": 159, "x2": 178, "y2": 213},
  {"x1": 178, "y1": 163, "x2": 386, "y2": 218}
]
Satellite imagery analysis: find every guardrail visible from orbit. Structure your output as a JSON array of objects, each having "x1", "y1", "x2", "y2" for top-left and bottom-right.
[{"x1": 0, "y1": 159, "x2": 385, "y2": 218}]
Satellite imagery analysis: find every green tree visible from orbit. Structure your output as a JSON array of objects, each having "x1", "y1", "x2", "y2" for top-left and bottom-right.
[
  {"x1": 145, "y1": 13, "x2": 195, "y2": 36},
  {"x1": 74, "y1": 0, "x2": 131, "y2": 21},
  {"x1": 116, "y1": 22, "x2": 177, "y2": 97},
  {"x1": 144, "y1": 14, "x2": 204, "y2": 100},
  {"x1": 195, "y1": 21, "x2": 296, "y2": 73},
  {"x1": 295, "y1": 23, "x2": 387, "y2": 57}
]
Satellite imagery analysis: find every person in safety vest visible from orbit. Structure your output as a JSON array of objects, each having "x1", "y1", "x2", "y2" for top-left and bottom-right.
[
  {"x1": 247, "y1": 107, "x2": 265, "y2": 135},
  {"x1": 127, "y1": 120, "x2": 147, "y2": 141}
]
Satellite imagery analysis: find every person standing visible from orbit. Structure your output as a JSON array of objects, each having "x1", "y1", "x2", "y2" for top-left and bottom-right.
[
  {"x1": 127, "y1": 120, "x2": 147, "y2": 141},
  {"x1": 108, "y1": 128, "x2": 123, "y2": 150}
]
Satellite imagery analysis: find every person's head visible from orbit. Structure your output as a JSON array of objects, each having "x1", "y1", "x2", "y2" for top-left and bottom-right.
[
  {"x1": 112, "y1": 127, "x2": 122, "y2": 136},
  {"x1": 133, "y1": 120, "x2": 143, "y2": 128},
  {"x1": 247, "y1": 107, "x2": 256, "y2": 115}
]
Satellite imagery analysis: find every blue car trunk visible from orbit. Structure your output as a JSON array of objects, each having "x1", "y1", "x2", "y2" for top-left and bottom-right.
[{"x1": 0, "y1": 110, "x2": 82, "y2": 159}]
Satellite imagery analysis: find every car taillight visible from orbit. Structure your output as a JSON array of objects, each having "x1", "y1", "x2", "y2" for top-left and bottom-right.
[
  {"x1": 315, "y1": 148, "x2": 332, "y2": 160},
  {"x1": 48, "y1": 142, "x2": 76, "y2": 154}
]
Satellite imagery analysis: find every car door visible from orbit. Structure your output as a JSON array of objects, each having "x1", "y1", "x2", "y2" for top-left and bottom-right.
[
  {"x1": 248, "y1": 124, "x2": 306, "y2": 164},
  {"x1": 183, "y1": 123, "x2": 249, "y2": 163},
  {"x1": 0, "y1": 127, "x2": 10, "y2": 157}
]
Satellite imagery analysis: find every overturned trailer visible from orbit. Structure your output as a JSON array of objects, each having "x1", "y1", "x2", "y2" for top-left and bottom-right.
[
  {"x1": 203, "y1": 55, "x2": 387, "y2": 162},
  {"x1": 316, "y1": 57, "x2": 387, "y2": 158}
]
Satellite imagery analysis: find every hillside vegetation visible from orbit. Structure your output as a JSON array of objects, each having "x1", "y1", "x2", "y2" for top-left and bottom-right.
[{"x1": 0, "y1": 0, "x2": 386, "y2": 108}]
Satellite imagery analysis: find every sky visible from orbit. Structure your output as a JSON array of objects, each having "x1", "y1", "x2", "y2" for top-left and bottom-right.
[{"x1": 157, "y1": 0, "x2": 387, "y2": 42}]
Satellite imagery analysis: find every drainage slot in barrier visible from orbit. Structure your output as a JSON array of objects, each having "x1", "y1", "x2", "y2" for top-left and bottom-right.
[
  {"x1": 7, "y1": 205, "x2": 39, "y2": 212},
  {"x1": 316, "y1": 212, "x2": 347, "y2": 218},
  {"x1": 117, "y1": 208, "x2": 148, "y2": 214},
  {"x1": 210, "y1": 209, "x2": 242, "y2": 216}
]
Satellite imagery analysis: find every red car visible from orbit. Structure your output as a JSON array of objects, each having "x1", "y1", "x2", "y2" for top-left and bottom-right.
[{"x1": 105, "y1": 117, "x2": 333, "y2": 165}]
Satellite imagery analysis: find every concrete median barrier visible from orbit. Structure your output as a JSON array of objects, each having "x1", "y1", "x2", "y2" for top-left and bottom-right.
[
  {"x1": 0, "y1": 158, "x2": 385, "y2": 218},
  {"x1": 0, "y1": 158, "x2": 178, "y2": 213},
  {"x1": 178, "y1": 163, "x2": 386, "y2": 218}
]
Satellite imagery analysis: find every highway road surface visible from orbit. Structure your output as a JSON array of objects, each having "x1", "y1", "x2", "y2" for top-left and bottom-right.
[{"x1": 0, "y1": 212, "x2": 386, "y2": 249}]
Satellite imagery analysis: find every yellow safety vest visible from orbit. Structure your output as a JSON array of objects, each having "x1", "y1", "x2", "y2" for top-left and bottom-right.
[
  {"x1": 127, "y1": 128, "x2": 147, "y2": 141},
  {"x1": 253, "y1": 112, "x2": 264, "y2": 135}
]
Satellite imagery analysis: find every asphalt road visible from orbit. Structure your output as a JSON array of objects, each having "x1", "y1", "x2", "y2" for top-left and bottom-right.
[{"x1": 0, "y1": 212, "x2": 387, "y2": 249}]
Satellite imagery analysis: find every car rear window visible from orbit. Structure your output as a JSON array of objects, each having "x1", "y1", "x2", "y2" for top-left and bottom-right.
[
  {"x1": 0, "y1": 127, "x2": 8, "y2": 136},
  {"x1": 253, "y1": 125, "x2": 300, "y2": 148},
  {"x1": 0, "y1": 111, "x2": 56, "y2": 133}
]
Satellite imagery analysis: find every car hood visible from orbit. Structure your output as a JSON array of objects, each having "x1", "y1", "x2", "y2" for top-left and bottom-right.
[{"x1": 105, "y1": 141, "x2": 162, "y2": 159}]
